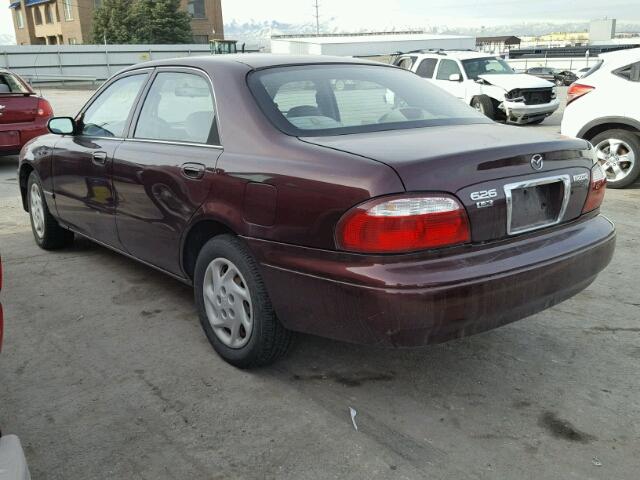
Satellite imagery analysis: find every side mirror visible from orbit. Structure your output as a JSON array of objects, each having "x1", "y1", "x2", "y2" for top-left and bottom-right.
[
  {"x1": 448, "y1": 73, "x2": 462, "y2": 82},
  {"x1": 48, "y1": 117, "x2": 75, "y2": 135}
]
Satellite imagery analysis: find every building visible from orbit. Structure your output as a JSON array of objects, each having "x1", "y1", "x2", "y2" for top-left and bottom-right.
[
  {"x1": 8, "y1": 0, "x2": 224, "y2": 45},
  {"x1": 589, "y1": 18, "x2": 616, "y2": 44},
  {"x1": 270, "y1": 32, "x2": 476, "y2": 57},
  {"x1": 475, "y1": 36, "x2": 520, "y2": 54}
]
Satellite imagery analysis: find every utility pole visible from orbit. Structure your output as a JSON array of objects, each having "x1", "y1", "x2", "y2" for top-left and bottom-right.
[{"x1": 313, "y1": 0, "x2": 320, "y2": 36}]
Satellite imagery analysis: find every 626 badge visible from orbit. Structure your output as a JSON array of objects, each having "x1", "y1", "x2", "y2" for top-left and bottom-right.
[{"x1": 470, "y1": 188, "x2": 498, "y2": 209}]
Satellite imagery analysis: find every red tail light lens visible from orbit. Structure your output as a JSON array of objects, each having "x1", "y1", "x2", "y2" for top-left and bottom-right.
[
  {"x1": 582, "y1": 163, "x2": 607, "y2": 213},
  {"x1": 567, "y1": 84, "x2": 594, "y2": 105},
  {"x1": 336, "y1": 194, "x2": 471, "y2": 253},
  {"x1": 36, "y1": 98, "x2": 53, "y2": 117}
]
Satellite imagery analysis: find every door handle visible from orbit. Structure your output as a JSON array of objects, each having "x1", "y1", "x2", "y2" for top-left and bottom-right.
[
  {"x1": 92, "y1": 151, "x2": 108, "y2": 165},
  {"x1": 181, "y1": 162, "x2": 206, "y2": 179}
]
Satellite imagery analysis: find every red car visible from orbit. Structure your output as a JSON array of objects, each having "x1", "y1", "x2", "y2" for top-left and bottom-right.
[
  {"x1": 18, "y1": 55, "x2": 614, "y2": 368},
  {"x1": 0, "y1": 69, "x2": 53, "y2": 155}
]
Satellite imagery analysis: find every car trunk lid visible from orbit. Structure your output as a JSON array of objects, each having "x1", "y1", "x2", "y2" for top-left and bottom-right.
[
  {"x1": 302, "y1": 123, "x2": 594, "y2": 242},
  {"x1": 0, "y1": 94, "x2": 39, "y2": 124}
]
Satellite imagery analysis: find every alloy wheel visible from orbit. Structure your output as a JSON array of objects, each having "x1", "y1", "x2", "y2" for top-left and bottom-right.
[{"x1": 595, "y1": 138, "x2": 636, "y2": 183}]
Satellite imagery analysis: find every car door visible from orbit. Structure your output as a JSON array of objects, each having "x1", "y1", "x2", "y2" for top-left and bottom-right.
[
  {"x1": 51, "y1": 71, "x2": 150, "y2": 247},
  {"x1": 616, "y1": 60, "x2": 640, "y2": 119},
  {"x1": 112, "y1": 67, "x2": 222, "y2": 275},
  {"x1": 433, "y1": 59, "x2": 466, "y2": 99},
  {"x1": 415, "y1": 58, "x2": 438, "y2": 80}
]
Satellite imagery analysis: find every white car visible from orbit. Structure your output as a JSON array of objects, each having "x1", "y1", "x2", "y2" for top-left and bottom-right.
[
  {"x1": 394, "y1": 51, "x2": 560, "y2": 124},
  {"x1": 561, "y1": 48, "x2": 640, "y2": 188}
]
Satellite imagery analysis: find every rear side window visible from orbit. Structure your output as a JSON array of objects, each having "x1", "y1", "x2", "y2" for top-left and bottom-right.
[
  {"x1": 614, "y1": 62, "x2": 640, "y2": 82},
  {"x1": 248, "y1": 64, "x2": 489, "y2": 137},
  {"x1": 81, "y1": 73, "x2": 148, "y2": 138},
  {"x1": 436, "y1": 60, "x2": 462, "y2": 80},
  {"x1": 0, "y1": 72, "x2": 30, "y2": 94},
  {"x1": 395, "y1": 57, "x2": 417, "y2": 70},
  {"x1": 416, "y1": 58, "x2": 437, "y2": 78},
  {"x1": 134, "y1": 71, "x2": 218, "y2": 145}
]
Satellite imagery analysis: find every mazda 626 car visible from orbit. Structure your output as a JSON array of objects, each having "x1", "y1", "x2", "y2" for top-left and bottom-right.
[{"x1": 18, "y1": 55, "x2": 615, "y2": 367}]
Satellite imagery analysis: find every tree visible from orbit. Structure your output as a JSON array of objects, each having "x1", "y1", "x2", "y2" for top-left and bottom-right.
[{"x1": 92, "y1": 0, "x2": 193, "y2": 45}]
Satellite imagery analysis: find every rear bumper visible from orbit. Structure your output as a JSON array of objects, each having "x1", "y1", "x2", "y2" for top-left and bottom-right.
[
  {"x1": 0, "y1": 122, "x2": 48, "y2": 154},
  {"x1": 503, "y1": 99, "x2": 560, "y2": 124},
  {"x1": 247, "y1": 214, "x2": 615, "y2": 346}
]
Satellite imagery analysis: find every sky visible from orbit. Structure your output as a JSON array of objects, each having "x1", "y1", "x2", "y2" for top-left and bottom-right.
[{"x1": 1, "y1": 0, "x2": 639, "y2": 39}]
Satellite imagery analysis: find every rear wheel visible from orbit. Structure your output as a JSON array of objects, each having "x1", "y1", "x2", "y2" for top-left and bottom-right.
[
  {"x1": 591, "y1": 129, "x2": 640, "y2": 189},
  {"x1": 27, "y1": 172, "x2": 74, "y2": 249},
  {"x1": 471, "y1": 95, "x2": 495, "y2": 120},
  {"x1": 194, "y1": 235, "x2": 292, "y2": 368}
]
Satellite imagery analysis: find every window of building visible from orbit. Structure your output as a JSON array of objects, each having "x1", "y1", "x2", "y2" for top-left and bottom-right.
[
  {"x1": 44, "y1": 4, "x2": 53, "y2": 23},
  {"x1": 81, "y1": 74, "x2": 148, "y2": 138},
  {"x1": 68, "y1": 37, "x2": 77, "y2": 45},
  {"x1": 436, "y1": 60, "x2": 462, "y2": 80},
  {"x1": 135, "y1": 72, "x2": 217, "y2": 144},
  {"x1": 187, "y1": 0, "x2": 205, "y2": 18},
  {"x1": 192, "y1": 34, "x2": 209, "y2": 44},
  {"x1": 415, "y1": 58, "x2": 437, "y2": 78},
  {"x1": 63, "y1": 0, "x2": 73, "y2": 20},
  {"x1": 33, "y1": 7, "x2": 43, "y2": 25},
  {"x1": 15, "y1": 8, "x2": 24, "y2": 29}
]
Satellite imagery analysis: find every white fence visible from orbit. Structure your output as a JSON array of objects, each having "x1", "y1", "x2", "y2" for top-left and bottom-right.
[
  {"x1": 0, "y1": 44, "x2": 212, "y2": 82},
  {"x1": 508, "y1": 56, "x2": 600, "y2": 73}
]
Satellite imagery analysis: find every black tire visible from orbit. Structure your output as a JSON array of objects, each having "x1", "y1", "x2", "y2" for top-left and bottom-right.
[
  {"x1": 590, "y1": 129, "x2": 640, "y2": 189},
  {"x1": 471, "y1": 95, "x2": 495, "y2": 120},
  {"x1": 194, "y1": 234, "x2": 292, "y2": 368},
  {"x1": 27, "y1": 172, "x2": 74, "y2": 250}
]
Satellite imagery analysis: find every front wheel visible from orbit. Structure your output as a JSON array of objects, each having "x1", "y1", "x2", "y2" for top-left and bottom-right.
[
  {"x1": 471, "y1": 95, "x2": 495, "y2": 120},
  {"x1": 591, "y1": 129, "x2": 640, "y2": 189},
  {"x1": 194, "y1": 235, "x2": 292, "y2": 368},
  {"x1": 27, "y1": 172, "x2": 74, "y2": 249}
]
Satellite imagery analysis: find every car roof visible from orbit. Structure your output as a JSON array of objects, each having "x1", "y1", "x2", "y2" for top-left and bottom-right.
[
  {"x1": 407, "y1": 50, "x2": 498, "y2": 61},
  {"x1": 599, "y1": 47, "x2": 640, "y2": 68},
  {"x1": 124, "y1": 53, "x2": 385, "y2": 72}
]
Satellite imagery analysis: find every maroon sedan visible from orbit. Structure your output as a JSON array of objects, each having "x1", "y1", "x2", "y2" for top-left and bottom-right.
[
  {"x1": 0, "y1": 69, "x2": 53, "y2": 155},
  {"x1": 18, "y1": 55, "x2": 614, "y2": 367}
]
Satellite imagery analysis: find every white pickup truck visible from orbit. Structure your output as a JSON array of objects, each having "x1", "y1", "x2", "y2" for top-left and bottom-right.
[{"x1": 394, "y1": 51, "x2": 560, "y2": 125}]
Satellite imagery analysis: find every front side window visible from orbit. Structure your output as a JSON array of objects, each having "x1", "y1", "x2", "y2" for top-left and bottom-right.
[
  {"x1": 80, "y1": 74, "x2": 148, "y2": 138},
  {"x1": 134, "y1": 72, "x2": 217, "y2": 144},
  {"x1": 462, "y1": 57, "x2": 515, "y2": 80},
  {"x1": 63, "y1": 0, "x2": 72, "y2": 20},
  {"x1": 187, "y1": 0, "x2": 205, "y2": 18},
  {"x1": 416, "y1": 58, "x2": 437, "y2": 78},
  {"x1": 15, "y1": 8, "x2": 24, "y2": 29},
  {"x1": 248, "y1": 64, "x2": 488, "y2": 137},
  {"x1": 436, "y1": 59, "x2": 462, "y2": 80}
]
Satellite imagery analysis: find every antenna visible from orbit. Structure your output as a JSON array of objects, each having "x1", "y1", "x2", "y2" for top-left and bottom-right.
[{"x1": 313, "y1": 0, "x2": 320, "y2": 36}]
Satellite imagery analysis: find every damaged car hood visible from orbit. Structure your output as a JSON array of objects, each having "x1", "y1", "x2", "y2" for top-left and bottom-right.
[{"x1": 478, "y1": 73, "x2": 554, "y2": 91}]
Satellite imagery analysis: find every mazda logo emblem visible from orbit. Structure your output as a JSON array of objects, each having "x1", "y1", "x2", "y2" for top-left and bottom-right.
[{"x1": 530, "y1": 154, "x2": 544, "y2": 170}]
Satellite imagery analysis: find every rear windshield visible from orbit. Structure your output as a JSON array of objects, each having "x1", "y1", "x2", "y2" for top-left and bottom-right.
[
  {"x1": 0, "y1": 72, "x2": 31, "y2": 94},
  {"x1": 247, "y1": 64, "x2": 489, "y2": 137}
]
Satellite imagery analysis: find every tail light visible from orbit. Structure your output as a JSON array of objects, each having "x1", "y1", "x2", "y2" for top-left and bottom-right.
[
  {"x1": 567, "y1": 84, "x2": 594, "y2": 105},
  {"x1": 582, "y1": 162, "x2": 607, "y2": 213},
  {"x1": 336, "y1": 194, "x2": 471, "y2": 254},
  {"x1": 36, "y1": 98, "x2": 53, "y2": 117}
]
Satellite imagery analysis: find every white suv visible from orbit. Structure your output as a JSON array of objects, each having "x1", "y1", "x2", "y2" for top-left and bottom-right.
[
  {"x1": 394, "y1": 51, "x2": 559, "y2": 125},
  {"x1": 561, "y1": 48, "x2": 640, "y2": 188}
]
